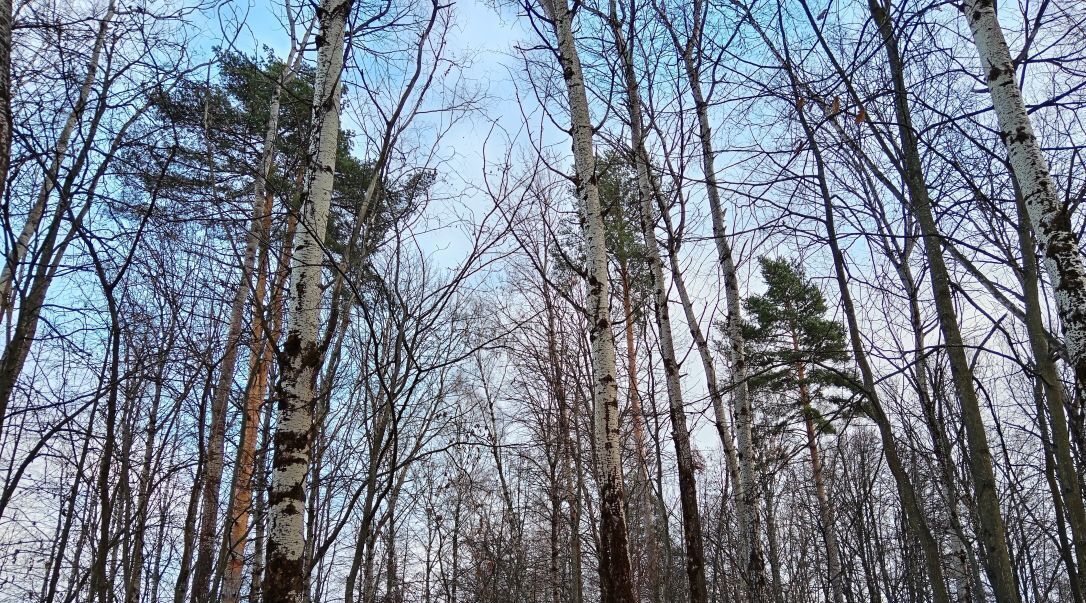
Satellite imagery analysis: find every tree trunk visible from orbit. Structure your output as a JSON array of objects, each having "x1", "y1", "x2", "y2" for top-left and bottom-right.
[
  {"x1": 197, "y1": 35, "x2": 309, "y2": 602},
  {"x1": 783, "y1": 51, "x2": 953, "y2": 603},
  {"x1": 607, "y1": 8, "x2": 708, "y2": 601},
  {"x1": 1014, "y1": 174, "x2": 1086, "y2": 589},
  {"x1": 869, "y1": 3, "x2": 1021, "y2": 600},
  {"x1": 537, "y1": 0, "x2": 635, "y2": 600},
  {"x1": 0, "y1": 0, "x2": 116, "y2": 431},
  {"x1": 221, "y1": 190, "x2": 280, "y2": 603},
  {"x1": 618, "y1": 263, "x2": 661, "y2": 603},
  {"x1": 264, "y1": 0, "x2": 349, "y2": 601},
  {"x1": 961, "y1": 0, "x2": 1086, "y2": 403},
  {"x1": 659, "y1": 1, "x2": 765, "y2": 593}
]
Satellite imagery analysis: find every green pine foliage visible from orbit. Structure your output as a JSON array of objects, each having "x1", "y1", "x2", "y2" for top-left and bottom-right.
[
  {"x1": 549, "y1": 148, "x2": 653, "y2": 311},
  {"x1": 140, "y1": 49, "x2": 431, "y2": 281},
  {"x1": 743, "y1": 257, "x2": 859, "y2": 434}
]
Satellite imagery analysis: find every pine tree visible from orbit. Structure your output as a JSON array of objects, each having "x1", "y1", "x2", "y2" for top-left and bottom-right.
[{"x1": 743, "y1": 257, "x2": 855, "y2": 603}]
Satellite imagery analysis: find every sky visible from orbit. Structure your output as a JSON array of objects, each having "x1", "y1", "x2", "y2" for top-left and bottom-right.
[{"x1": 180, "y1": 0, "x2": 755, "y2": 456}]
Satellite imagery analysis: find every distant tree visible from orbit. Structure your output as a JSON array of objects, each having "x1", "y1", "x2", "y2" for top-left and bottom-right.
[{"x1": 743, "y1": 256, "x2": 855, "y2": 603}]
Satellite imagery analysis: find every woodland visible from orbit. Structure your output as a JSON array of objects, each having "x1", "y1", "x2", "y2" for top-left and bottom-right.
[{"x1": 0, "y1": 0, "x2": 1085, "y2": 601}]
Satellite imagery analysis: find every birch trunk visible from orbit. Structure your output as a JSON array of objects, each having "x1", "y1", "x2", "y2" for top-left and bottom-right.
[
  {"x1": 607, "y1": 8, "x2": 708, "y2": 601},
  {"x1": 961, "y1": 0, "x2": 1086, "y2": 401},
  {"x1": 685, "y1": 36, "x2": 765, "y2": 603},
  {"x1": 536, "y1": 0, "x2": 634, "y2": 599},
  {"x1": 218, "y1": 45, "x2": 310, "y2": 602},
  {"x1": 264, "y1": 0, "x2": 348, "y2": 601},
  {"x1": 653, "y1": 1, "x2": 764, "y2": 593}
]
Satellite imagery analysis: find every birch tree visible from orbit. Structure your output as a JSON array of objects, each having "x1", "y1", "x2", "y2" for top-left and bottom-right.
[
  {"x1": 960, "y1": 0, "x2": 1086, "y2": 404},
  {"x1": 264, "y1": 0, "x2": 349, "y2": 601},
  {"x1": 653, "y1": 0, "x2": 766, "y2": 596},
  {"x1": 526, "y1": 0, "x2": 636, "y2": 599},
  {"x1": 604, "y1": 2, "x2": 709, "y2": 599}
]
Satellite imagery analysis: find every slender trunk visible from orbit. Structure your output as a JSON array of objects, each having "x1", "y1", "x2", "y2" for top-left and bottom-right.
[
  {"x1": 790, "y1": 327, "x2": 846, "y2": 603},
  {"x1": 868, "y1": 3, "x2": 1020, "y2": 599},
  {"x1": 264, "y1": 1, "x2": 349, "y2": 601},
  {"x1": 175, "y1": 373, "x2": 215, "y2": 603},
  {"x1": 88, "y1": 282, "x2": 123, "y2": 603},
  {"x1": 618, "y1": 263, "x2": 661, "y2": 602},
  {"x1": 194, "y1": 40, "x2": 305, "y2": 602},
  {"x1": 537, "y1": 1, "x2": 634, "y2": 600},
  {"x1": 607, "y1": 7, "x2": 707, "y2": 600},
  {"x1": 0, "y1": 0, "x2": 115, "y2": 320},
  {"x1": 1036, "y1": 376, "x2": 1085, "y2": 603},
  {"x1": 961, "y1": 0, "x2": 1086, "y2": 403},
  {"x1": 222, "y1": 191, "x2": 278, "y2": 603},
  {"x1": 544, "y1": 275, "x2": 583, "y2": 603},
  {"x1": 790, "y1": 67, "x2": 953, "y2": 603},
  {"x1": 762, "y1": 478, "x2": 785, "y2": 603},
  {"x1": 667, "y1": 243, "x2": 741, "y2": 490},
  {"x1": 43, "y1": 398, "x2": 98, "y2": 603},
  {"x1": 127, "y1": 375, "x2": 166, "y2": 603},
  {"x1": 908, "y1": 267, "x2": 984, "y2": 603},
  {"x1": 0, "y1": 0, "x2": 116, "y2": 433},
  {"x1": 619, "y1": 263, "x2": 651, "y2": 480},
  {"x1": 1015, "y1": 175, "x2": 1086, "y2": 588},
  {"x1": 657, "y1": 0, "x2": 764, "y2": 592}
]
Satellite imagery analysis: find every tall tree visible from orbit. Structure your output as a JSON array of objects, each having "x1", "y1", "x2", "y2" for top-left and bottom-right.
[
  {"x1": 264, "y1": 1, "x2": 350, "y2": 602},
  {"x1": 528, "y1": 0, "x2": 636, "y2": 599},
  {"x1": 743, "y1": 257, "x2": 853, "y2": 603},
  {"x1": 604, "y1": 2, "x2": 710, "y2": 598},
  {"x1": 653, "y1": 1, "x2": 767, "y2": 596},
  {"x1": 191, "y1": 40, "x2": 310, "y2": 603}
]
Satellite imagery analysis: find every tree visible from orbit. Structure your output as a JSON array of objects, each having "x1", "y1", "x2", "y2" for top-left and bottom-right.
[
  {"x1": 652, "y1": 1, "x2": 767, "y2": 595},
  {"x1": 743, "y1": 257, "x2": 853, "y2": 603},
  {"x1": 960, "y1": 0, "x2": 1086, "y2": 407},
  {"x1": 264, "y1": 1, "x2": 350, "y2": 602},
  {"x1": 524, "y1": 0, "x2": 637, "y2": 599}
]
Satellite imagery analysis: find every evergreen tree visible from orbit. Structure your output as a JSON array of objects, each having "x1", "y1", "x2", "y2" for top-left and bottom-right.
[
  {"x1": 743, "y1": 256, "x2": 856, "y2": 603},
  {"x1": 743, "y1": 257, "x2": 855, "y2": 430}
]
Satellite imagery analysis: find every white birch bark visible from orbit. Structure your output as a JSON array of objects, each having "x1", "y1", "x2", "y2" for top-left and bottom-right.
[
  {"x1": 665, "y1": 5, "x2": 765, "y2": 592},
  {"x1": 265, "y1": 1, "x2": 348, "y2": 602},
  {"x1": 535, "y1": 0, "x2": 634, "y2": 599},
  {"x1": 961, "y1": 0, "x2": 1086, "y2": 398}
]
